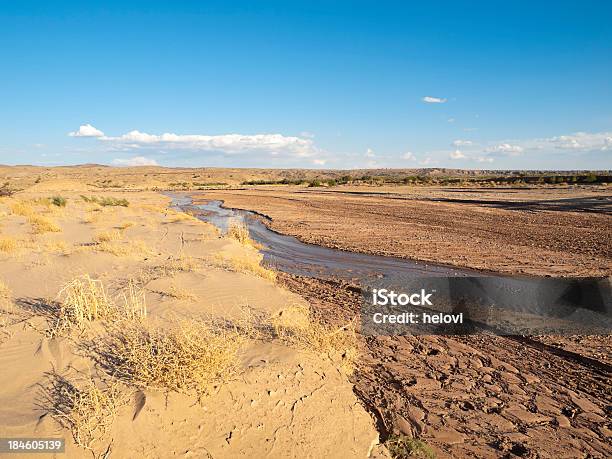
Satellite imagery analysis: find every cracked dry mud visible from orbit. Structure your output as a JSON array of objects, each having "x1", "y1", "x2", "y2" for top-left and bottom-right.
[{"x1": 278, "y1": 273, "x2": 611, "y2": 458}]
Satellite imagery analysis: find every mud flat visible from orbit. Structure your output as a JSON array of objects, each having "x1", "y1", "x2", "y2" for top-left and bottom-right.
[{"x1": 198, "y1": 185, "x2": 611, "y2": 277}]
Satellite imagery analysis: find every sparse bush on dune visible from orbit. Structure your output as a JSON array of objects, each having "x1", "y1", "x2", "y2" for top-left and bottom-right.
[
  {"x1": 0, "y1": 236, "x2": 20, "y2": 253},
  {"x1": 270, "y1": 304, "x2": 358, "y2": 373},
  {"x1": 94, "y1": 230, "x2": 122, "y2": 243},
  {"x1": 97, "y1": 319, "x2": 243, "y2": 396},
  {"x1": 51, "y1": 196, "x2": 67, "y2": 207},
  {"x1": 116, "y1": 221, "x2": 134, "y2": 230},
  {"x1": 28, "y1": 215, "x2": 61, "y2": 233},
  {"x1": 95, "y1": 239, "x2": 152, "y2": 257},
  {"x1": 10, "y1": 200, "x2": 34, "y2": 217},
  {"x1": 44, "y1": 375, "x2": 127, "y2": 451},
  {"x1": 51, "y1": 275, "x2": 147, "y2": 336},
  {"x1": 0, "y1": 279, "x2": 11, "y2": 309},
  {"x1": 42, "y1": 240, "x2": 70, "y2": 254},
  {"x1": 213, "y1": 252, "x2": 276, "y2": 282},
  {"x1": 81, "y1": 195, "x2": 129, "y2": 207},
  {"x1": 53, "y1": 275, "x2": 115, "y2": 334},
  {"x1": 226, "y1": 219, "x2": 255, "y2": 246},
  {"x1": 164, "y1": 284, "x2": 197, "y2": 301}
]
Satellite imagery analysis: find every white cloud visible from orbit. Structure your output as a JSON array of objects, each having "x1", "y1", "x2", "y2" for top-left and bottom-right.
[
  {"x1": 69, "y1": 125, "x2": 317, "y2": 157},
  {"x1": 475, "y1": 156, "x2": 494, "y2": 163},
  {"x1": 401, "y1": 151, "x2": 415, "y2": 160},
  {"x1": 447, "y1": 118, "x2": 455, "y2": 123},
  {"x1": 449, "y1": 150, "x2": 466, "y2": 160},
  {"x1": 112, "y1": 156, "x2": 159, "y2": 166},
  {"x1": 365, "y1": 148, "x2": 375, "y2": 158},
  {"x1": 487, "y1": 143, "x2": 524, "y2": 156},
  {"x1": 452, "y1": 139, "x2": 473, "y2": 147},
  {"x1": 422, "y1": 96, "x2": 447, "y2": 104},
  {"x1": 419, "y1": 157, "x2": 437, "y2": 166},
  {"x1": 312, "y1": 159, "x2": 327, "y2": 166},
  {"x1": 68, "y1": 123, "x2": 105, "y2": 138},
  {"x1": 544, "y1": 132, "x2": 612, "y2": 151}
]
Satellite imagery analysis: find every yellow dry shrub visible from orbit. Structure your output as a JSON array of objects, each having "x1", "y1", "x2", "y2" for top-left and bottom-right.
[
  {"x1": 52, "y1": 275, "x2": 146, "y2": 335},
  {"x1": 101, "y1": 319, "x2": 243, "y2": 396},
  {"x1": 94, "y1": 230, "x2": 122, "y2": 243},
  {"x1": 270, "y1": 304, "x2": 358, "y2": 373},
  {"x1": 28, "y1": 215, "x2": 61, "y2": 233},
  {"x1": 10, "y1": 201, "x2": 34, "y2": 217},
  {"x1": 226, "y1": 219, "x2": 252, "y2": 245},
  {"x1": 165, "y1": 284, "x2": 197, "y2": 302},
  {"x1": 0, "y1": 279, "x2": 11, "y2": 306},
  {"x1": 96, "y1": 239, "x2": 152, "y2": 257},
  {"x1": 45, "y1": 377, "x2": 127, "y2": 451},
  {"x1": 0, "y1": 237, "x2": 20, "y2": 253},
  {"x1": 214, "y1": 252, "x2": 276, "y2": 282},
  {"x1": 116, "y1": 221, "x2": 134, "y2": 230},
  {"x1": 43, "y1": 240, "x2": 70, "y2": 254}
]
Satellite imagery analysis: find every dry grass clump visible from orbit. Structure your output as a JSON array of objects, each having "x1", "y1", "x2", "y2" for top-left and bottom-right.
[
  {"x1": 165, "y1": 284, "x2": 197, "y2": 302},
  {"x1": 0, "y1": 279, "x2": 12, "y2": 310},
  {"x1": 226, "y1": 219, "x2": 251, "y2": 245},
  {"x1": 121, "y1": 280, "x2": 148, "y2": 318},
  {"x1": 51, "y1": 275, "x2": 146, "y2": 335},
  {"x1": 94, "y1": 230, "x2": 122, "y2": 243},
  {"x1": 163, "y1": 254, "x2": 200, "y2": 273},
  {"x1": 10, "y1": 200, "x2": 35, "y2": 217},
  {"x1": 167, "y1": 210, "x2": 198, "y2": 223},
  {"x1": 42, "y1": 240, "x2": 70, "y2": 254},
  {"x1": 214, "y1": 253, "x2": 276, "y2": 282},
  {"x1": 98, "y1": 319, "x2": 243, "y2": 396},
  {"x1": 44, "y1": 376, "x2": 127, "y2": 451},
  {"x1": 81, "y1": 195, "x2": 129, "y2": 207},
  {"x1": 270, "y1": 304, "x2": 358, "y2": 373},
  {"x1": 95, "y1": 239, "x2": 152, "y2": 257},
  {"x1": 28, "y1": 215, "x2": 61, "y2": 233},
  {"x1": 53, "y1": 275, "x2": 115, "y2": 334},
  {"x1": 0, "y1": 236, "x2": 20, "y2": 253},
  {"x1": 116, "y1": 221, "x2": 134, "y2": 230}
]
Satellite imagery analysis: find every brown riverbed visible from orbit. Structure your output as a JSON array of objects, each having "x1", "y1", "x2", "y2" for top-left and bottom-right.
[{"x1": 197, "y1": 185, "x2": 611, "y2": 277}]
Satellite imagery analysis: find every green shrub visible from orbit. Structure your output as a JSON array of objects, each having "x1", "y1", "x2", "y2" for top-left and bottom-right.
[
  {"x1": 80, "y1": 196, "x2": 129, "y2": 207},
  {"x1": 51, "y1": 196, "x2": 67, "y2": 207}
]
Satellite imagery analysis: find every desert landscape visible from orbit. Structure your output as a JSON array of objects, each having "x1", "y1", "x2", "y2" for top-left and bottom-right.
[{"x1": 0, "y1": 166, "x2": 610, "y2": 458}]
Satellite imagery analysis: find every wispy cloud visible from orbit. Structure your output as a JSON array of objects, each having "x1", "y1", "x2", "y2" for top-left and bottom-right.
[
  {"x1": 449, "y1": 150, "x2": 466, "y2": 160},
  {"x1": 401, "y1": 151, "x2": 416, "y2": 160},
  {"x1": 365, "y1": 148, "x2": 375, "y2": 158},
  {"x1": 487, "y1": 143, "x2": 524, "y2": 156},
  {"x1": 419, "y1": 157, "x2": 437, "y2": 166},
  {"x1": 68, "y1": 123, "x2": 105, "y2": 137},
  {"x1": 69, "y1": 125, "x2": 317, "y2": 157},
  {"x1": 112, "y1": 156, "x2": 159, "y2": 166},
  {"x1": 452, "y1": 139, "x2": 473, "y2": 147},
  {"x1": 422, "y1": 96, "x2": 447, "y2": 104}
]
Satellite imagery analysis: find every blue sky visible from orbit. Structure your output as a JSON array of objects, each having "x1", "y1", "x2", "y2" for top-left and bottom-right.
[{"x1": 1, "y1": 0, "x2": 611, "y2": 169}]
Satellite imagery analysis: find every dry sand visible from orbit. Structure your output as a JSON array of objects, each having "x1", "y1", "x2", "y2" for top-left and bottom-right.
[{"x1": 0, "y1": 180, "x2": 385, "y2": 458}]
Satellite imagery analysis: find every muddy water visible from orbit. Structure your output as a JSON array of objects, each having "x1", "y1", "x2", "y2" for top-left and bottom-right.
[
  {"x1": 167, "y1": 193, "x2": 611, "y2": 335},
  {"x1": 171, "y1": 194, "x2": 470, "y2": 282}
]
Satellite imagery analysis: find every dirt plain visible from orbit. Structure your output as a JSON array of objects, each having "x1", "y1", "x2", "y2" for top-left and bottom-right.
[{"x1": 199, "y1": 185, "x2": 611, "y2": 277}]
